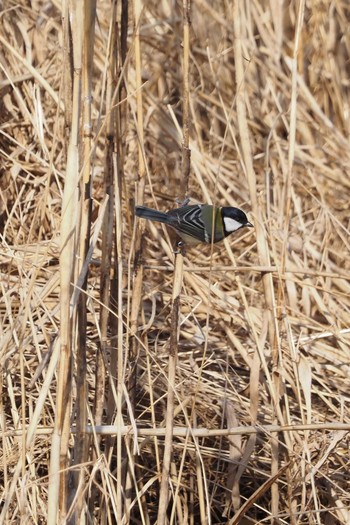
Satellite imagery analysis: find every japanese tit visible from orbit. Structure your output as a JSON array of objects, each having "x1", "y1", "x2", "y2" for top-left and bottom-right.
[{"x1": 135, "y1": 203, "x2": 253, "y2": 245}]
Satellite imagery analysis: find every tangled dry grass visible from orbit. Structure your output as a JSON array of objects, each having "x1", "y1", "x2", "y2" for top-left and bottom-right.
[{"x1": 1, "y1": 0, "x2": 350, "y2": 523}]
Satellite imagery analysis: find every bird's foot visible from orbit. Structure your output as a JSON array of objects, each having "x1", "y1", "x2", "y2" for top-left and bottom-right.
[{"x1": 173, "y1": 240, "x2": 186, "y2": 255}]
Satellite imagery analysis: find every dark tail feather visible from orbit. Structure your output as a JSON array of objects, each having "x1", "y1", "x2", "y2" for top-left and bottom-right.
[{"x1": 135, "y1": 206, "x2": 169, "y2": 224}]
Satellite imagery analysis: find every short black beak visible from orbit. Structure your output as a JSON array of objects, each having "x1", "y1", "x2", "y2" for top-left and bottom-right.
[{"x1": 246, "y1": 222, "x2": 254, "y2": 228}]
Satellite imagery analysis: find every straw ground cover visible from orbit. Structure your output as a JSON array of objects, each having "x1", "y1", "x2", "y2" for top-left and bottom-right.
[{"x1": 1, "y1": 0, "x2": 350, "y2": 523}]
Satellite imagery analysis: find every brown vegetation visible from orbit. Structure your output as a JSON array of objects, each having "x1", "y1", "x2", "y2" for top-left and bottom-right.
[{"x1": 1, "y1": 0, "x2": 350, "y2": 523}]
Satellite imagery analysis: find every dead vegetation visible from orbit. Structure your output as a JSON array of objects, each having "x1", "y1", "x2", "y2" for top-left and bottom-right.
[{"x1": 1, "y1": 0, "x2": 350, "y2": 523}]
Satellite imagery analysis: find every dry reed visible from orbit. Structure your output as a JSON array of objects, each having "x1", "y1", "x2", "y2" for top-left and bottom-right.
[{"x1": 1, "y1": 0, "x2": 350, "y2": 523}]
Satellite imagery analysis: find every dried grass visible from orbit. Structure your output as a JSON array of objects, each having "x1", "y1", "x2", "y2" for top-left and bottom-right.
[{"x1": 1, "y1": 0, "x2": 350, "y2": 523}]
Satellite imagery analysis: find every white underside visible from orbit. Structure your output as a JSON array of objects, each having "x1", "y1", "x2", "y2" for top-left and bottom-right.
[{"x1": 223, "y1": 216, "x2": 243, "y2": 233}]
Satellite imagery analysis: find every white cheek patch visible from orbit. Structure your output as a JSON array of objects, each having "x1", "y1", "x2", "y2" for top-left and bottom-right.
[{"x1": 223, "y1": 217, "x2": 243, "y2": 233}]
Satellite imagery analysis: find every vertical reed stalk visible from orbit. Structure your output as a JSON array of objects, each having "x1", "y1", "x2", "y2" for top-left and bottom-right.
[
  {"x1": 157, "y1": 1, "x2": 191, "y2": 522},
  {"x1": 128, "y1": 0, "x2": 146, "y2": 519},
  {"x1": 275, "y1": 1, "x2": 305, "y2": 522},
  {"x1": 114, "y1": 152, "x2": 124, "y2": 524},
  {"x1": 130, "y1": 0, "x2": 146, "y2": 341},
  {"x1": 157, "y1": 253, "x2": 184, "y2": 524},
  {"x1": 232, "y1": 1, "x2": 281, "y2": 522},
  {"x1": 69, "y1": 0, "x2": 96, "y2": 521},
  {"x1": 103, "y1": 2, "x2": 130, "y2": 521},
  {"x1": 129, "y1": 0, "x2": 145, "y2": 396},
  {"x1": 47, "y1": 0, "x2": 82, "y2": 521},
  {"x1": 96, "y1": 0, "x2": 117, "y2": 435}
]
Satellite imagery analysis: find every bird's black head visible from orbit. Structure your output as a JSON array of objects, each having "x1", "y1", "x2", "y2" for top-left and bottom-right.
[{"x1": 221, "y1": 207, "x2": 253, "y2": 235}]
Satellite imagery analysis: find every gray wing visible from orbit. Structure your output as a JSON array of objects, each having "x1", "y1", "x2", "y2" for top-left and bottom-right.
[{"x1": 166, "y1": 205, "x2": 209, "y2": 243}]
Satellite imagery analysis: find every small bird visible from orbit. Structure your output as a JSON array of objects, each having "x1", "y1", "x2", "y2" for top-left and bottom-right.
[{"x1": 135, "y1": 203, "x2": 253, "y2": 245}]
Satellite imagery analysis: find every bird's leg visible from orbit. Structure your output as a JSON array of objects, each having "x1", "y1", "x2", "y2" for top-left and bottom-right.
[{"x1": 175, "y1": 196, "x2": 190, "y2": 207}]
